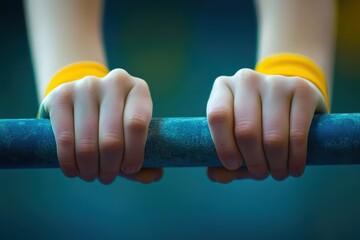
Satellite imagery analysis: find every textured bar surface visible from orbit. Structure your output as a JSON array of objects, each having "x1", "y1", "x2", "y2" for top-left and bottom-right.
[{"x1": 0, "y1": 114, "x2": 360, "y2": 168}]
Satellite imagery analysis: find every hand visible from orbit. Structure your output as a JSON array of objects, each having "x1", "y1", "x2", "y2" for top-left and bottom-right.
[
  {"x1": 206, "y1": 68, "x2": 328, "y2": 183},
  {"x1": 40, "y1": 69, "x2": 163, "y2": 184}
]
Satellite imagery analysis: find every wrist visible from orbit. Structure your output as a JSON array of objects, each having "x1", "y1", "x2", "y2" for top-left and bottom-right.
[
  {"x1": 37, "y1": 61, "x2": 109, "y2": 118},
  {"x1": 255, "y1": 53, "x2": 330, "y2": 111},
  {"x1": 43, "y1": 61, "x2": 109, "y2": 98}
]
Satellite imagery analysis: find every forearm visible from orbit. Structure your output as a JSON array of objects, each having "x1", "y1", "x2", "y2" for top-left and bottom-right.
[
  {"x1": 24, "y1": 0, "x2": 107, "y2": 101},
  {"x1": 255, "y1": 0, "x2": 337, "y2": 94}
]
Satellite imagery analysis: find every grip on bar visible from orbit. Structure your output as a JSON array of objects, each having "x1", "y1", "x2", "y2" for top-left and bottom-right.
[{"x1": 0, "y1": 114, "x2": 360, "y2": 169}]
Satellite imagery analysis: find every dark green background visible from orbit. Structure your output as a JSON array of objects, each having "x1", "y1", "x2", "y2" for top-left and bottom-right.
[{"x1": 0, "y1": 0, "x2": 359, "y2": 239}]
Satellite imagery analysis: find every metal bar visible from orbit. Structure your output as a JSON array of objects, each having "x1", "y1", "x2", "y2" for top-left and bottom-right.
[{"x1": 0, "y1": 114, "x2": 359, "y2": 169}]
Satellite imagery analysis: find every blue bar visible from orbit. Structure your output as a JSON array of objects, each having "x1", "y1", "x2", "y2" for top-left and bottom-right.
[{"x1": 0, "y1": 114, "x2": 359, "y2": 168}]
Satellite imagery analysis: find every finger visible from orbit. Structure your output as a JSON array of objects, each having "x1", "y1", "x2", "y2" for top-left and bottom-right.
[
  {"x1": 98, "y1": 76, "x2": 128, "y2": 185},
  {"x1": 231, "y1": 70, "x2": 268, "y2": 177},
  {"x1": 74, "y1": 77, "x2": 100, "y2": 182},
  {"x1": 288, "y1": 80, "x2": 318, "y2": 177},
  {"x1": 207, "y1": 167, "x2": 237, "y2": 183},
  {"x1": 121, "y1": 79, "x2": 152, "y2": 174},
  {"x1": 207, "y1": 167, "x2": 269, "y2": 183},
  {"x1": 119, "y1": 168, "x2": 164, "y2": 184},
  {"x1": 207, "y1": 77, "x2": 243, "y2": 170},
  {"x1": 44, "y1": 86, "x2": 78, "y2": 178},
  {"x1": 134, "y1": 168, "x2": 163, "y2": 183},
  {"x1": 260, "y1": 76, "x2": 291, "y2": 181}
]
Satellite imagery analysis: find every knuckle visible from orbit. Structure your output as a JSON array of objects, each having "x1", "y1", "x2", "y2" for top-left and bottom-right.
[
  {"x1": 264, "y1": 75, "x2": 287, "y2": 91},
  {"x1": 213, "y1": 76, "x2": 231, "y2": 89},
  {"x1": 234, "y1": 68, "x2": 256, "y2": 79},
  {"x1": 56, "y1": 131, "x2": 75, "y2": 148},
  {"x1": 214, "y1": 75, "x2": 230, "y2": 86},
  {"x1": 293, "y1": 80, "x2": 318, "y2": 99},
  {"x1": 110, "y1": 68, "x2": 131, "y2": 81},
  {"x1": 263, "y1": 132, "x2": 286, "y2": 149},
  {"x1": 100, "y1": 133, "x2": 124, "y2": 153},
  {"x1": 207, "y1": 107, "x2": 232, "y2": 126},
  {"x1": 126, "y1": 114, "x2": 149, "y2": 133},
  {"x1": 105, "y1": 69, "x2": 135, "y2": 91},
  {"x1": 290, "y1": 129, "x2": 307, "y2": 144},
  {"x1": 234, "y1": 121, "x2": 258, "y2": 143},
  {"x1": 135, "y1": 78, "x2": 150, "y2": 90},
  {"x1": 265, "y1": 75, "x2": 279, "y2": 82},
  {"x1": 51, "y1": 84, "x2": 73, "y2": 104},
  {"x1": 293, "y1": 76, "x2": 310, "y2": 86},
  {"x1": 77, "y1": 138, "x2": 98, "y2": 157},
  {"x1": 112, "y1": 68, "x2": 129, "y2": 76},
  {"x1": 233, "y1": 68, "x2": 259, "y2": 87},
  {"x1": 293, "y1": 78, "x2": 312, "y2": 90},
  {"x1": 80, "y1": 76, "x2": 99, "y2": 90}
]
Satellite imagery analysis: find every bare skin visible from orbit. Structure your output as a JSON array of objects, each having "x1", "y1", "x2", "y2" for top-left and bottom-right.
[{"x1": 25, "y1": 0, "x2": 336, "y2": 184}]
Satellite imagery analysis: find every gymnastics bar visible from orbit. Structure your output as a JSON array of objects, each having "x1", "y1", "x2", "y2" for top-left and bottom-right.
[{"x1": 0, "y1": 114, "x2": 359, "y2": 169}]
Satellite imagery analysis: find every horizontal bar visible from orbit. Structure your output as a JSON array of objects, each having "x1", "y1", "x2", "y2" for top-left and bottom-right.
[{"x1": 0, "y1": 114, "x2": 360, "y2": 169}]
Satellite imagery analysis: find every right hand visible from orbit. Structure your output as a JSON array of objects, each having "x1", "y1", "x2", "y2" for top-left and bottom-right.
[
  {"x1": 206, "y1": 68, "x2": 328, "y2": 183},
  {"x1": 39, "y1": 69, "x2": 163, "y2": 185}
]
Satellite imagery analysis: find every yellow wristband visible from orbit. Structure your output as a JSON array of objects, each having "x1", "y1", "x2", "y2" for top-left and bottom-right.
[
  {"x1": 37, "y1": 61, "x2": 109, "y2": 118},
  {"x1": 255, "y1": 53, "x2": 330, "y2": 110},
  {"x1": 44, "y1": 61, "x2": 109, "y2": 98}
]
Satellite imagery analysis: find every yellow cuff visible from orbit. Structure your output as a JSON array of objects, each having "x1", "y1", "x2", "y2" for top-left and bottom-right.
[
  {"x1": 37, "y1": 61, "x2": 109, "y2": 118},
  {"x1": 44, "y1": 61, "x2": 109, "y2": 98},
  {"x1": 255, "y1": 53, "x2": 330, "y2": 110}
]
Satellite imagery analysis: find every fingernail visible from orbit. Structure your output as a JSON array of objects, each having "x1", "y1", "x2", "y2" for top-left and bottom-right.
[{"x1": 226, "y1": 159, "x2": 240, "y2": 170}]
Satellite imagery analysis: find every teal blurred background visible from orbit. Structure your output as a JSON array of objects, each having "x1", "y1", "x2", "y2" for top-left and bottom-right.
[{"x1": 0, "y1": 0, "x2": 360, "y2": 239}]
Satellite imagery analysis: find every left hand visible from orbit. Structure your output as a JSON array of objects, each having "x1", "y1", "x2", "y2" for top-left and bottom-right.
[{"x1": 206, "y1": 68, "x2": 328, "y2": 183}]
